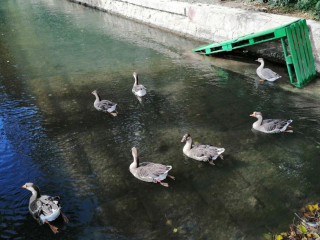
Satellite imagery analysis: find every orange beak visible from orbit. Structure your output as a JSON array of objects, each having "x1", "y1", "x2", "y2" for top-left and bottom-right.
[
  {"x1": 250, "y1": 112, "x2": 255, "y2": 117},
  {"x1": 22, "y1": 185, "x2": 26, "y2": 188}
]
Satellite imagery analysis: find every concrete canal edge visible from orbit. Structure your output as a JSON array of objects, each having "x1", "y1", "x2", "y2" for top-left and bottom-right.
[{"x1": 69, "y1": 0, "x2": 320, "y2": 74}]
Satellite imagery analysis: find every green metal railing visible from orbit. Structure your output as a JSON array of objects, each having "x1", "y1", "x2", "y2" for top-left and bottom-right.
[{"x1": 192, "y1": 19, "x2": 316, "y2": 88}]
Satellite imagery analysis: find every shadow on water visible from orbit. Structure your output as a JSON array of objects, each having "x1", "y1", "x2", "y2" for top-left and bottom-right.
[{"x1": 1, "y1": 0, "x2": 320, "y2": 239}]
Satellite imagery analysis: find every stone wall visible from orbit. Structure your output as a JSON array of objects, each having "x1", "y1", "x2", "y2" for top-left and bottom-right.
[{"x1": 69, "y1": 0, "x2": 320, "y2": 73}]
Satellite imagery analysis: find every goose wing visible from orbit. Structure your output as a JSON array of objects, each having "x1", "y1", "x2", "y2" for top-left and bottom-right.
[
  {"x1": 262, "y1": 119, "x2": 292, "y2": 132},
  {"x1": 137, "y1": 162, "x2": 171, "y2": 181},
  {"x1": 29, "y1": 195, "x2": 60, "y2": 223},
  {"x1": 97, "y1": 100, "x2": 116, "y2": 111},
  {"x1": 260, "y1": 68, "x2": 281, "y2": 81},
  {"x1": 133, "y1": 84, "x2": 146, "y2": 92},
  {"x1": 192, "y1": 144, "x2": 224, "y2": 159}
]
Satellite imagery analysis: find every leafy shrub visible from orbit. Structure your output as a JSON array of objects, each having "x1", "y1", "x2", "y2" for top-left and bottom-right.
[
  {"x1": 315, "y1": 1, "x2": 320, "y2": 19},
  {"x1": 296, "y1": 0, "x2": 318, "y2": 11},
  {"x1": 261, "y1": 0, "x2": 320, "y2": 20}
]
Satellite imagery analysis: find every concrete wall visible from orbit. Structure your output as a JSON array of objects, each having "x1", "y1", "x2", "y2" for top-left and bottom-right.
[{"x1": 69, "y1": 0, "x2": 320, "y2": 73}]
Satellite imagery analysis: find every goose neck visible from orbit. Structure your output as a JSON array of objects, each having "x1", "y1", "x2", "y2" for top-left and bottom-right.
[
  {"x1": 134, "y1": 75, "x2": 139, "y2": 85},
  {"x1": 93, "y1": 92, "x2": 101, "y2": 102},
  {"x1": 183, "y1": 138, "x2": 193, "y2": 151},
  {"x1": 258, "y1": 60, "x2": 264, "y2": 70},
  {"x1": 130, "y1": 156, "x2": 139, "y2": 169},
  {"x1": 29, "y1": 187, "x2": 41, "y2": 203},
  {"x1": 254, "y1": 115, "x2": 263, "y2": 127}
]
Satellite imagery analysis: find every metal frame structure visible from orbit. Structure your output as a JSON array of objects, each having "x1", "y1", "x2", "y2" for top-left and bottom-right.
[{"x1": 192, "y1": 19, "x2": 316, "y2": 88}]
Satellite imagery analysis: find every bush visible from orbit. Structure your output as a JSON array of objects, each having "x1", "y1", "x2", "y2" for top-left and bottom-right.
[
  {"x1": 263, "y1": 0, "x2": 319, "y2": 20},
  {"x1": 315, "y1": 1, "x2": 320, "y2": 18},
  {"x1": 267, "y1": 0, "x2": 298, "y2": 7},
  {"x1": 296, "y1": 0, "x2": 318, "y2": 11}
]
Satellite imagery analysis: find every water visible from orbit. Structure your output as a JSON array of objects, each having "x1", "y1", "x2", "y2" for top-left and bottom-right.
[{"x1": 1, "y1": 0, "x2": 320, "y2": 239}]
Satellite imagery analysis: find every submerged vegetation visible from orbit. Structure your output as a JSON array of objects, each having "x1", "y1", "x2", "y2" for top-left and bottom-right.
[{"x1": 271, "y1": 204, "x2": 320, "y2": 240}]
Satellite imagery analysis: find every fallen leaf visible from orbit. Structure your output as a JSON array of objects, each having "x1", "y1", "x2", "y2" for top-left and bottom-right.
[{"x1": 299, "y1": 224, "x2": 307, "y2": 234}]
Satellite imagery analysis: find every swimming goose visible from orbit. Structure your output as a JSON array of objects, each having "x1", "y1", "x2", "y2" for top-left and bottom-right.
[
  {"x1": 130, "y1": 147, "x2": 174, "y2": 187},
  {"x1": 132, "y1": 72, "x2": 146, "y2": 102},
  {"x1": 181, "y1": 133, "x2": 225, "y2": 165},
  {"x1": 250, "y1": 111, "x2": 293, "y2": 133},
  {"x1": 91, "y1": 90, "x2": 117, "y2": 116},
  {"x1": 256, "y1": 58, "x2": 281, "y2": 82},
  {"x1": 22, "y1": 183, "x2": 69, "y2": 234}
]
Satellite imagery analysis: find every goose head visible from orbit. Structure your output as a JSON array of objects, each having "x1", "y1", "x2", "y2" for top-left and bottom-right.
[
  {"x1": 181, "y1": 133, "x2": 191, "y2": 143},
  {"x1": 255, "y1": 58, "x2": 264, "y2": 63},
  {"x1": 22, "y1": 182, "x2": 41, "y2": 198},
  {"x1": 133, "y1": 72, "x2": 138, "y2": 78},
  {"x1": 91, "y1": 90, "x2": 101, "y2": 101},
  {"x1": 250, "y1": 111, "x2": 262, "y2": 118}
]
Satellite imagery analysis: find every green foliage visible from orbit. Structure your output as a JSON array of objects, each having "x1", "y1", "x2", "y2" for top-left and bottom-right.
[
  {"x1": 268, "y1": 0, "x2": 317, "y2": 10},
  {"x1": 268, "y1": 0, "x2": 298, "y2": 7},
  {"x1": 297, "y1": 0, "x2": 319, "y2": 10},
  {"x1": 315, "y1": 1, "x2": 320, "y2": 18},
  {"x1": 261, "y1": 0, "x2": 320, "y2": 20},
  {"x1": 298, "y1": 224, "x2": 307, "y2": 234}
]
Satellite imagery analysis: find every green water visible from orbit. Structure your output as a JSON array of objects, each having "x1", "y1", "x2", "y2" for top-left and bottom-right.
[{"x1": 1, "y1": 0, "x2": 320, "y2": 239}]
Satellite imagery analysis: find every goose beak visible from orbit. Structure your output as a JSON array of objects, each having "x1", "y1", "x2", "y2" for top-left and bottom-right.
[
  {"x1": 181, "y1": 138, "x2": 186, "y2": 143},
  {"x1": 255, "y1": 59, "x2": 259, "y2": 62},
  {"x1": 250, "y1": 113, "x2": 255, "y2": 117},
  {"x1": 22, "y1": 185, "x2": 26, "y2": 188}
]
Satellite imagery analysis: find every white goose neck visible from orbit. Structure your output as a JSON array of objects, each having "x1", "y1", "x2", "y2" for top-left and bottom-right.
[
  {"x1": 253, "y1": 115, "x2": 263, "y2": 127},
  {"x1": 29, "y1": 188, "x2": 40, "y2": 203},
  {"x1": 258, "y1": 60, "x2": 264, "y2": 70},
  {"x1": 93, "y1": 93, "x2": 101, "y2": 102},
  {"x1": 130, "y1": 156, "x2": 139, "y2": 170},
  {"x1": 183, "y1": 138, "x2": 193, "y2": 151}
]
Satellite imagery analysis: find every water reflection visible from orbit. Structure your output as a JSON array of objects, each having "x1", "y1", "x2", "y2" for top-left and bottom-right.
[{"x1": 1, "y1": 0, "x2": 320, "y2": 239}]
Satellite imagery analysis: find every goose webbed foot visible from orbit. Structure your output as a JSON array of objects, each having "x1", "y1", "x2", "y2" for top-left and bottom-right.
[
  {"x1": 167, "y1": 175, "x2": 175, "y2": 180},
  {"x1": 109, "y1": 111, "x2": 118, "y2": 117},
  {"x1": 282, "y1": 130, "x2": 293, "y2": 133},
  {"x1": 219, "y1": 154, "x2": 224, "y2": 160},
  {"x1": 208, "y1": 160, "x2": 215, "y2": 165},
  {"x1": 45, "y1": 220, "x2": 59, "y2": 234},
  {"x1": 60, "y1": 210, "x2": 69, "y2": 223},
  {"x1": 259, "y1": 79, "x2": 265, "y2": 82},
  {"x1": 157, "y1": 180, "x2": 169, "y2": 187},
  {"x1": 136, "y1": 96, "x2": 142, "y2": 103}
]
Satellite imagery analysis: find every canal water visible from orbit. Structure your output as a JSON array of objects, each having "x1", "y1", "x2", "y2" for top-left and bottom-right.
[{"x1": 1, "y1": 0, "x2": 320, "y2": 239}]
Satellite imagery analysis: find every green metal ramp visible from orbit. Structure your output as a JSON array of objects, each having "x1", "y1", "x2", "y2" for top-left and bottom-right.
[{"x1": 192, "y1": 19, "x2": 316, "y2": 88}]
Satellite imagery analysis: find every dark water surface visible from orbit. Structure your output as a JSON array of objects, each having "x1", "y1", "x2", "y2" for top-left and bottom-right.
[{"x1": 1, "y1": 0, "x2": 320, "y2": 239}]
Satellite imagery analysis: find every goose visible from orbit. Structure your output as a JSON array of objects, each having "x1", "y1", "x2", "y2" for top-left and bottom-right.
[
  {"x1": 130, "y1": 147, "x2": 174, "y2": 187},
  {"x1": 22, "y1": 183, "x2": 69, "y2": 234},
  {"x1": 132, "y1": 72, "x2": 146, "y2": 102},
  {"x1": 250, "y1": 111, "x2": 293, "y2": 133},
  {"x1": 91, "y1": 90, "x2": 117, "y2": 116},
  {"x1": 181, "y1": 133, "x2": 225, "y2": 165},
  {"x1": 256, "y1": 58, "x2": 281, "y2": 82}
]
